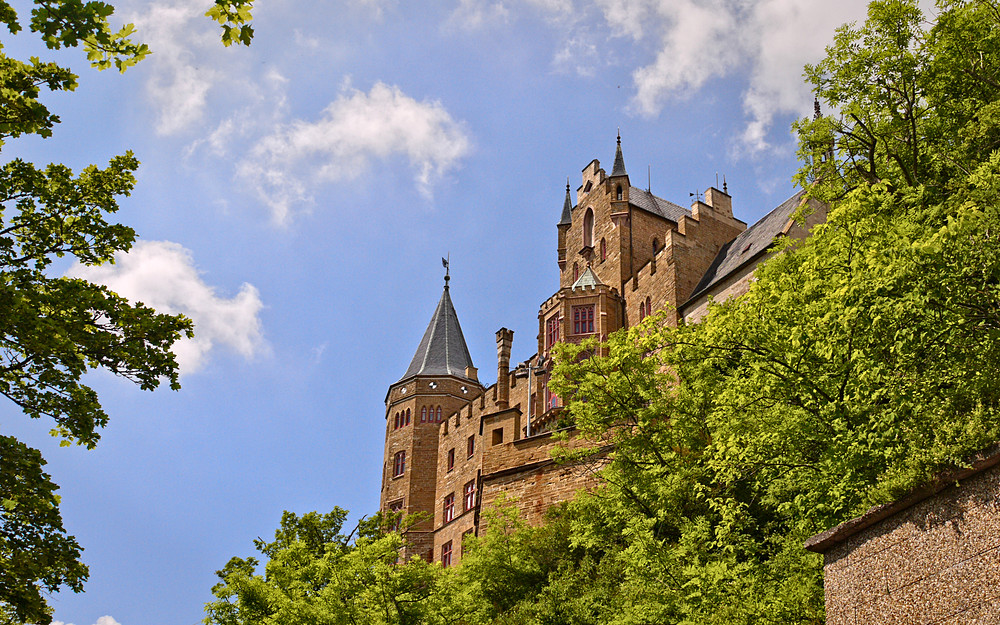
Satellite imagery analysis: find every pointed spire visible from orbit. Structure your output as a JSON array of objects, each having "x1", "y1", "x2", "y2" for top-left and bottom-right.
[
  {"x1": 558, "y1": 178, "x2": 573, "y2": 226},
  {"x1": 611, "y1": 129, "x2": 628, "y2": 178},
  {"x1": 398, "y1": 275, "x2": 475, "y2": 383}
]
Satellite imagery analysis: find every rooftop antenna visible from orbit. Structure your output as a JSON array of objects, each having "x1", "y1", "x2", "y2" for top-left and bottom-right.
[
  {"x1": 647, "y1": 165, "x2": 651, "y2": 193},
  {"x1": 715, "y1": 172, "x2": 719, "y2": 189},
  {"x1": 442, "y1": 254, "x2": 450, "y2": 287}
]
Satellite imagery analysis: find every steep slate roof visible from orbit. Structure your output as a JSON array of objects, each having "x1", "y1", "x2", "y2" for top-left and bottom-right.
[
  {"x1": 628, "y1": 186, "x2": 690, "y2": 223},
  {"x1": 611, "y1": 134, "x2": 628, "y2": 177},
  {"x1": 571, "y1": 266, "x2": 603, "y2": 290},
  {"x1": 558, "y1": 181, "x2": 573, "y2": 226},
  {"x1": 685, "y1": 190, "x2": 806, "y2": 304},
  {"x1": 398, "y1": 283, "x2": 475, "y2": 383}
]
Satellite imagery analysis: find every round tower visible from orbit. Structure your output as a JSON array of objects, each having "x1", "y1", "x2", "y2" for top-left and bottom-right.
[{"x1": 380, "y1": 267, "x2": 482, "y2": 560}]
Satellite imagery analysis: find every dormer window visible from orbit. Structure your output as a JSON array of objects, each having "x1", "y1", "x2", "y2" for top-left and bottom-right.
[{"x1": 583, "y1": 208, "x2": 594, "y2": 248}]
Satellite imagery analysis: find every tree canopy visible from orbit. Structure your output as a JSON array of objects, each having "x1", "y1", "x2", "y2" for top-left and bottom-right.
[
  {"x1": 205, "y1": 0, "x2": 1000, "y2": 623},
  {"x1": 0, "y1": 1, "x2": 252, "y2": 622}
]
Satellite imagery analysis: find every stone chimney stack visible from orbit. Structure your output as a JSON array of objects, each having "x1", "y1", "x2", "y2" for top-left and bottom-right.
[{"x1": 496, "y1": 328, "x2": 513, "y2": 409}]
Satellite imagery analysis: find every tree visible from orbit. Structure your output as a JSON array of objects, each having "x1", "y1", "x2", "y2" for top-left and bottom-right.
[
  {"x1": 0, "y1": 1, "x2": 253, "y2": 622},
  {"x1": 544, "y1": 0, "x2": 1000, "y2": 621},
  {"x1": 204, "y1": 509, "x2": 458, "y2": 625}
]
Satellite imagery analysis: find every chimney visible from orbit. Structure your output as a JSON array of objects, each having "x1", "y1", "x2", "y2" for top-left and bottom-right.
[{"x1": 495, "y1": 328, "x2": 513, "y2": 409}]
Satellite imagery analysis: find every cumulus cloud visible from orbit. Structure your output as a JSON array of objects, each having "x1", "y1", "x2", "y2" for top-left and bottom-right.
[
  {"x1": 592, "y1": 0, "x2": 872, "y2": 150},
  {"x1": 53, "y1": 617, "x2": 122, "y2": 625},
  {"x1": 70, "y1": 241, "x2": 266, "y2": 374},
  {"x1": 238, "y1": 81, "x2": 471, "y2": 224}
]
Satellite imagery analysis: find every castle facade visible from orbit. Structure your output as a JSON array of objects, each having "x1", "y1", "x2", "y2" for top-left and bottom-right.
[{"x1": 379, "y1": 137, "x2": 824, "y2": 566}]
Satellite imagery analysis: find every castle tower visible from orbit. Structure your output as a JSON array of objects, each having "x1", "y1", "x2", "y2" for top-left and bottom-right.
[{"x1": 380, "y1": 268, "x2": 483, "y2": 560}]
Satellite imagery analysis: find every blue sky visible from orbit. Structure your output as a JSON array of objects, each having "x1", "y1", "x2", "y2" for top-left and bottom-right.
[{"x1": 1, "y1": 0, "x2": 882, "y2": 623}]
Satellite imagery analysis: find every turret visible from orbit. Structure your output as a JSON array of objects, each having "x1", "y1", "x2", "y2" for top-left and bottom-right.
[{"x1": 556, "y1": 179, "x2": 572, "y2": 270}]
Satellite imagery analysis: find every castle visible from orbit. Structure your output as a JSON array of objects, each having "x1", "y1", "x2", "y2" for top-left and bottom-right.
[{"x1": 379, "y1": 136, "x2": 825, "y2": 566}]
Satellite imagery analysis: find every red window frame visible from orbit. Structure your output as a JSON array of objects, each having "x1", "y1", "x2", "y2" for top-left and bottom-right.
[
  {"x1": 421, "y1": 407, "x2": 427, "y2": 422},
  {"x1": 392, "y1": 451, "x2": 406, "y2": 477},
  {"x1": 545, "y1": 315, "x2": 560, "y2": 348},
  {"x1": 441, "y1": 540, "x2": 453, "y2": 567},
  {"x1": 436, "y1": 407, "x2": 442, "y2": 422},
  {"x1": 573, "y1": 305, "x2": 595, "y2": 334},
  {"x1": 464, "y1": 480, "x2": 476, "y2": 512},
  {"x1": 387, "y1": 499, "x2": 403, "y2": 532},
  {"x1": 447, "y1": 448, "x2": 455, "y2": 471},
  {"x1": 443, "y1": 493, "x2": 455, "y2": 523},
  {"x1": 405, "y1": 408, "x2": 411, "y2": 426},
  {"x1": 467, "y1": 434, "x2": 475, "y2": 458}
]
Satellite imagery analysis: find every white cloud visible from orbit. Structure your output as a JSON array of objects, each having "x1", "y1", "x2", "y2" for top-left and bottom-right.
[
  {"x1": 53, "y1": 617, "x2": 122, "y2": 625},
  {"x1": 70, "y1": 241, "x2": 266, "y2": 374},
  {"x1": 238, "y1": 81, "x2": 471, "y2": 224},
  {"x1": 588, "y1": 0, "x2": 872, "y2": 150},
  {"x1": 444, "y1": 0, "x2": 511, "y2": 31},
  {"x1": 127, "y1": 0, "x2": 226, "y2": 135}
]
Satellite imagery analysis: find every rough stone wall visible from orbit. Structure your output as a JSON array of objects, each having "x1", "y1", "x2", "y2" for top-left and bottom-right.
[
  {"x1": 629, "y1": 245, "x2": 679, "y2": 326},
  {"x1": 479, "y1": 429, "x2": 607, "y2": 528},
  {"x1": 821, "y1": 463, "x2": 1000, "y2": 625}
]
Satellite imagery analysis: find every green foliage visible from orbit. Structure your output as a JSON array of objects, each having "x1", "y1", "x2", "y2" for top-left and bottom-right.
[
  {"x1": 205, "y1": 510, "x2": 457, "y2": 625},
  {"x1": 0, "y1": 436, "x2": 87, "y2": 625},
  {"x1": 0, "y1": 0, "x2": 254, "y2": 622}
]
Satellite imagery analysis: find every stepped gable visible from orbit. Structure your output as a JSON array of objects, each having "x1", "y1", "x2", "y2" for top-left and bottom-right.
[
  {"x1": 685, "y1": 190, "x2": 806, "y2": 304},
  {"x1": 628, "y1": 186, "x2": 689, "y2": 223},
  {"x1": 398, "y1": 282, "x2": 475, "y2": 382}
]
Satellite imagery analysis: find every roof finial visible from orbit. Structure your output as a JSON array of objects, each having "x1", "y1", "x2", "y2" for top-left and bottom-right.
[
  {"x1": 442, "y1": 254, "x2": 450, "y2": 288},
  {"x1": 723, "y1": 175, "x2": 728, "y2": 194}
]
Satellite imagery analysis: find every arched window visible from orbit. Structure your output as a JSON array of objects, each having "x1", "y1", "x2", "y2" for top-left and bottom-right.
[
  {"x1": 646, "y1": 296, "x2": 652, "y2": 315},
  {"x1": 405, "y1": 408, "x2": 411, "y2": 425},
  {"x1": 394, "y1": 412, "x2": 400, "y2": 430},
  {"x1": 421, "y1": 407, "x2": 427, "y2": 422},
  {"x1": 600, "y1": 238, "x2": 607, "y2": 261},
  {"x1": 583, "y1": 208, "x2": 594, "y2": 248},
  {"x1": 639, "y1": 301, "x2": 646, "y2": 320},
  {"x1": 436, "y1": 407, "x2": 442, "y2": 422},
  {"x1": 573, "y1": 262, "x2": 579, "y2": 282},
  {"x1": 652, "y1": 238, "x2": 659, "y2": 255},
  {"x1": 616, "y1": 185, "x2": 623, "y2": 200}
]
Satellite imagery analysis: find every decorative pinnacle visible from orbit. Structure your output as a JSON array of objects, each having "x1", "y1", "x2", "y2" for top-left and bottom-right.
[{"x1": 611, "y1": 130, "x2": 628, "y2": 177}]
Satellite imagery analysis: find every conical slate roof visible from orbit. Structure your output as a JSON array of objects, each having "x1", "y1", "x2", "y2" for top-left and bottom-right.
[
  {"x1": 398, "y1": 283, "x2": 475, "y2": 382},
  {"x1": 558, "y1": 180, "x2": 573, "y2": 226},
  {"x1": 611, "y1": 132, "x2": 627, "y2": 177}
]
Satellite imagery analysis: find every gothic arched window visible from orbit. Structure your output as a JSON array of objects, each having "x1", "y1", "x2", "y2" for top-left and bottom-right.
[
  {"x1": 436, "y1": 407, "x2": 442, "y2": 422},
  {"x1": 616, "y1": 185, "x2": 623, "y2": 200},
  {"x1": 583, "y1": 208, "x2": 594, "y2": 248},
  {"x1": 600, "y1": 238, "x2": 607, "y2": 261},
  {"x1": 421, "y1": 407, "x2": 427, "y2": 422}
]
